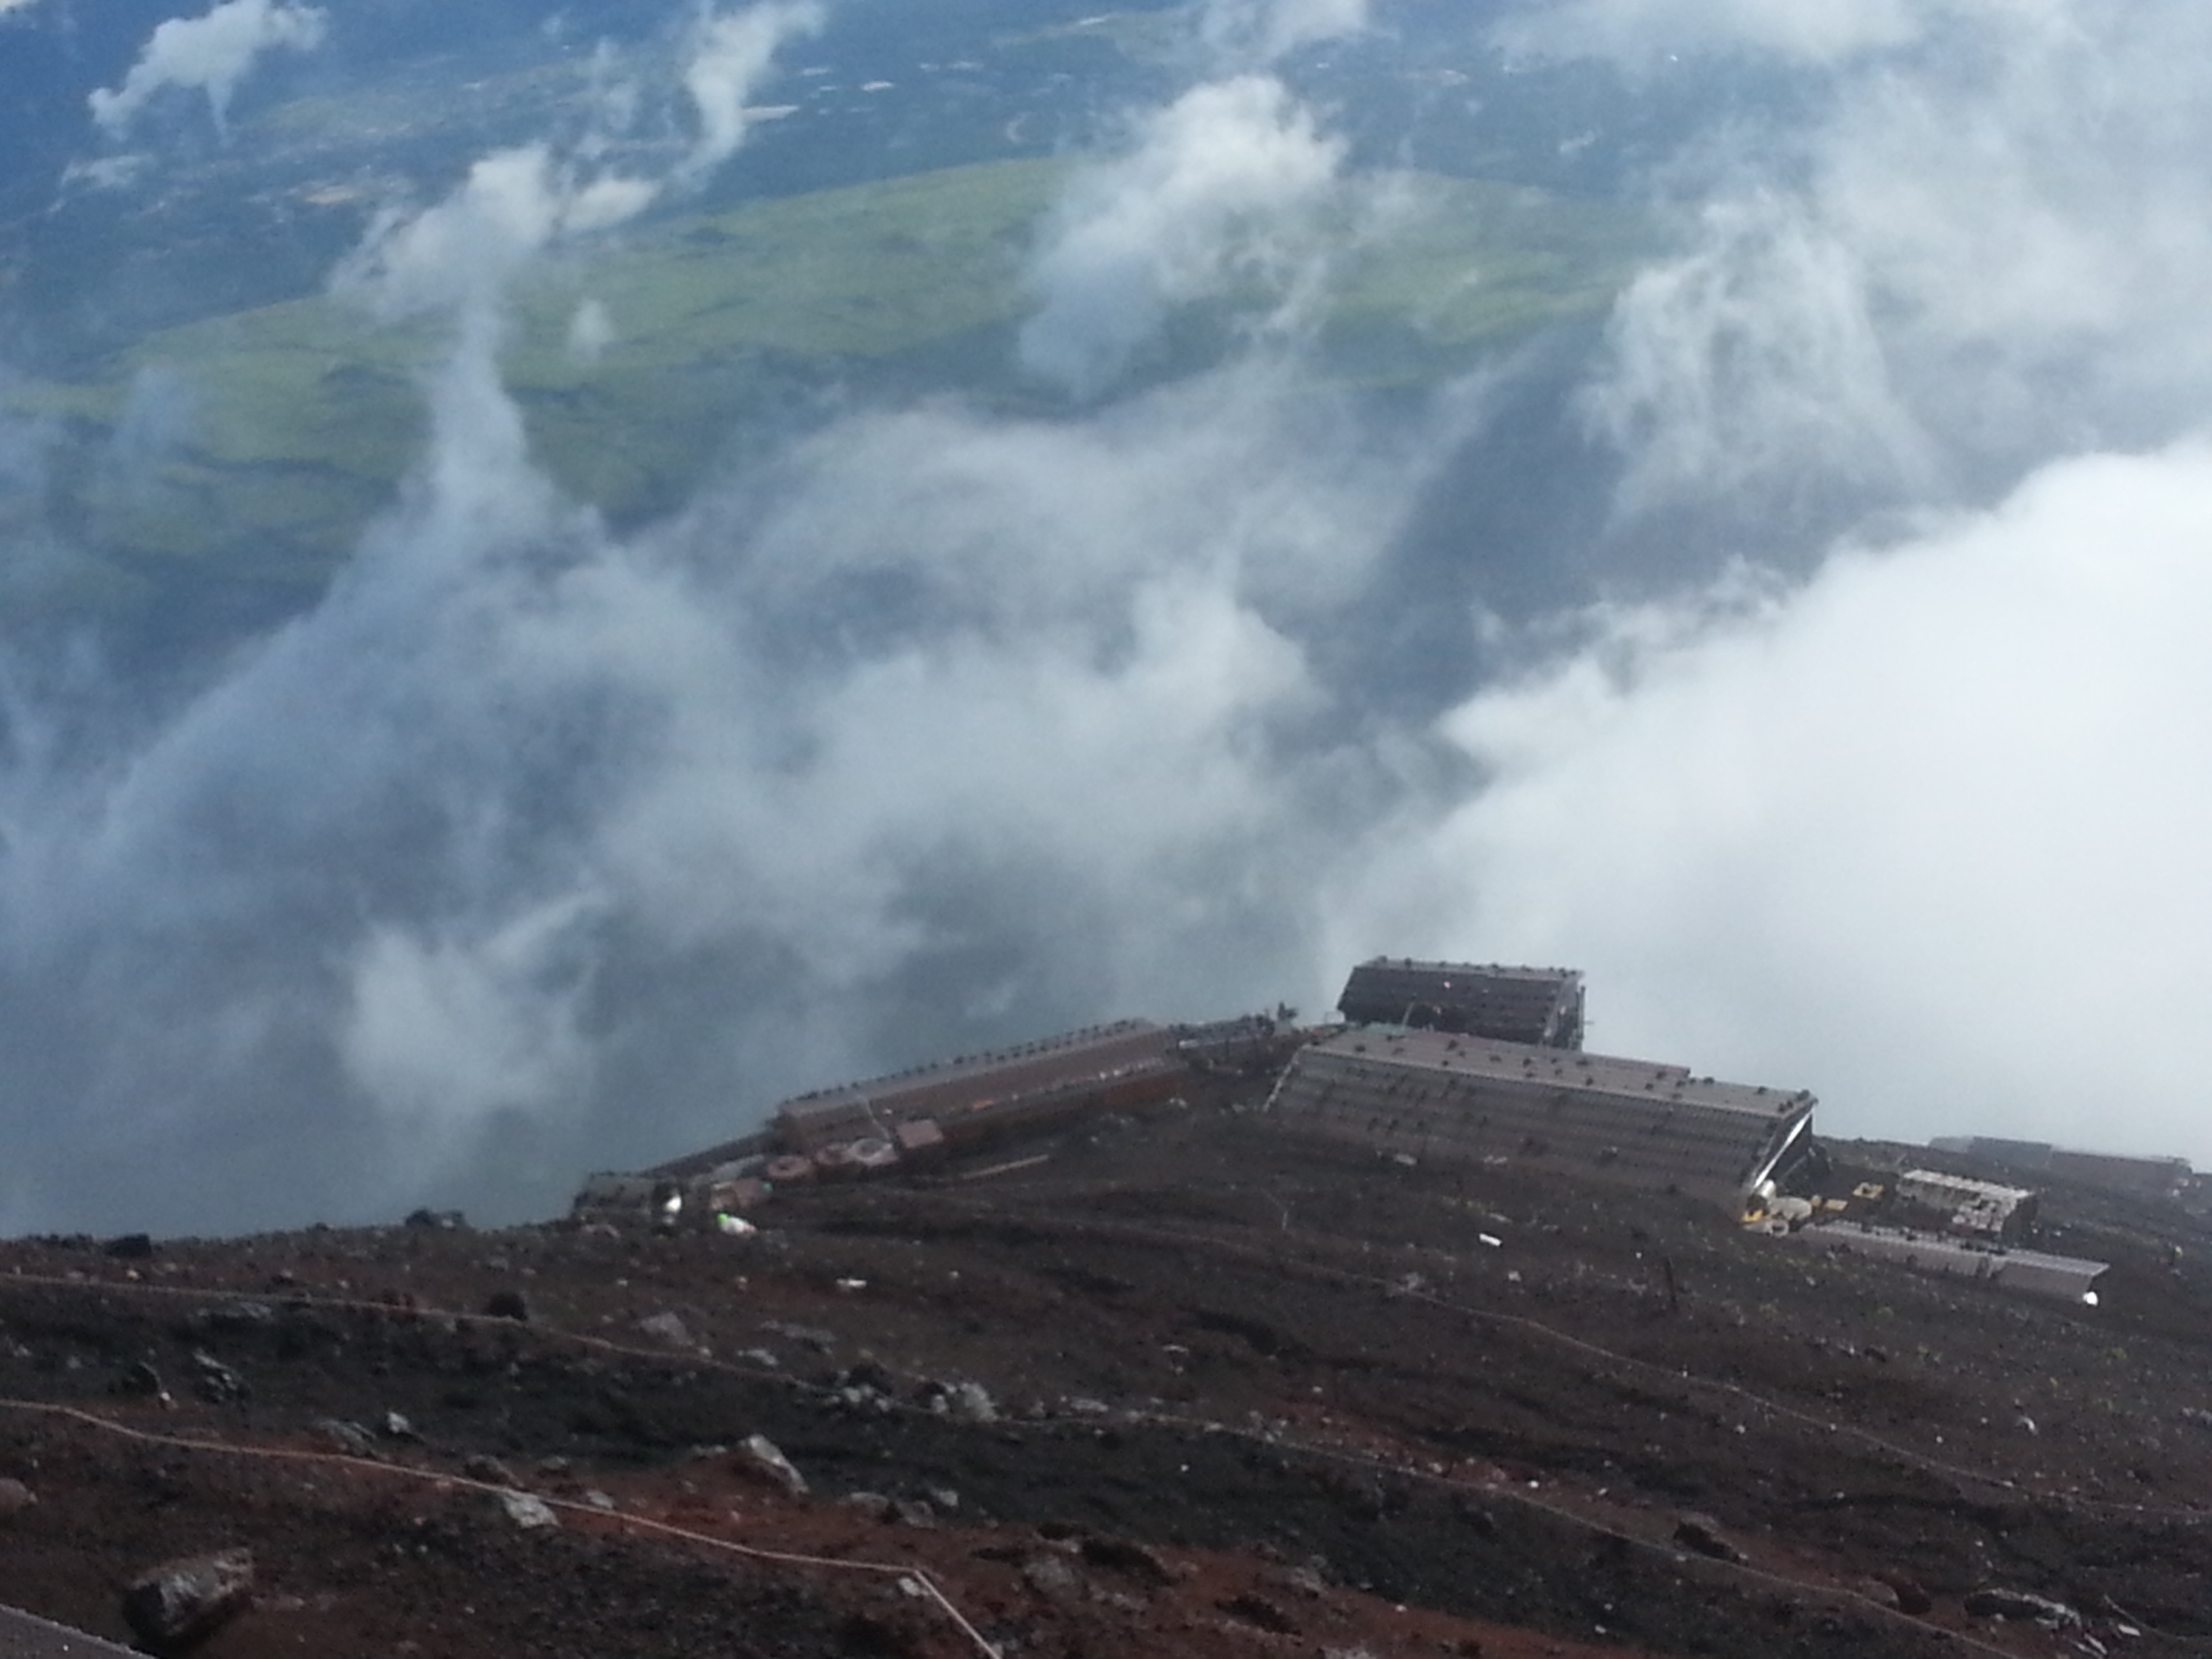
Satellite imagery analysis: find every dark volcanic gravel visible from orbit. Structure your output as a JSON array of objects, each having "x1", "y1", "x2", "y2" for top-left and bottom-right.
[{"x1": 1, "y1": 1099, "x2": 2208, "y2": 1658}]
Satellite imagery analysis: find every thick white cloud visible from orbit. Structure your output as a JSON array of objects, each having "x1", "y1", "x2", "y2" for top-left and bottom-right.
[
  {"x1": 680, "y1": 1, "x2": 823, "y2": 180},
  {"x1": 1336, "y1": 443, "x2": 2212, "y2": 1162},
  {"x1": 1021, "y1": 75, "x2": 1346, "y2": 396},
  {"x1": 342, "y1": 899, "x2": 602, "y2": 1181},
  {"x1": 1589, "y1": 190, "x2": 1933, "y2": 516},
  {"x1": 1576, "y1": 4, "x2": 2212, "y2": 518},
  {"x1": 335, "y1": 146, "x2": 660, "y2": 323},
  {"x1": 90, "y1": 0, "x2": 327, "y2": 139}
]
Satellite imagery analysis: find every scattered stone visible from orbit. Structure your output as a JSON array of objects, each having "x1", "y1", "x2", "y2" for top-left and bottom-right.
[
  {"x1": 583, "y1": 1490, "x2": 617, "y2": 1511},
  {"x1": 637, "y1": 1311, "x2": 693, "y2": 1349},
  {"x1": 844, "y1": 1355, "x2": 896, "y2": 1391},
  {"x1": 104, "y1": 1233, "x2": 156, "y2": 1260},
  {"x1": 117, "y1": 1359, "x2": 167, "y2": 1401},
  {"x1": 1023, "y1": 1553, "x2": 1084, "y2": 1604},
  {"x1": 761, "y1": 1319, "x2": 835, "y2": 1352},
  {"x1": 313, "y1": 1419, "x2": 380, "y2": 1459},
  {"x1": 1079, "y1": 1534, "x2": 1176, "y2": 1586},
  {"x1": 1219, "y1": 1592, "x2": 1299, "y2": 1635},
  {"x1": 189, "y1": 1349, "x2": 247, "y2": 1404},
  {"x1": 2179, "y1": 1406, "x2": 2212, "y2": 1431},
  {"x1": 498, "y1": 1490, "x2": 559, "y2": 1530},
  {"x1": 201, "y1": 1300, "x2": 276, "y2": 1332},
  {"x1": 0, "y1": 1477, "x2": 35, "y2": 1517},
  {"x1": 121, "y1": 1547, "x2": 255, "y2": 1650},
  {"x1": 945, "y1": 1380, "x2": 998, "y2": 1424},
  {"x1": 926, "y1": 1486, "x2": 960, "y2": 1512},
  {"x1": 884, "y1": 1498, "x2": 938, "y2": 1528},
  {"x1": 1879, "y1": 1576, "x2": 1933, "y2": 1616},
  {"x1": 1964, "y1": 1588, "x2": 2080, "y2": 1626},
  {"x1": 462, "y1": 1454, "x2": 518, "y2": 1488},
  {"x1": 829, "y1": 1382, "x2": 895, "y2": 1416},
  {"x1": 380, "y1": 1410, "x2": 419, "y2": 1441},
  {"x1": 1673, "y1": 1513, "x2": 1744, "y2": 1563},
  {"x1": 483, "y1": 1290, "x2": 531, "y2": 1322},
  {"x1": 735, "y1": 1433, "x2": 806, "y2": 1497}
]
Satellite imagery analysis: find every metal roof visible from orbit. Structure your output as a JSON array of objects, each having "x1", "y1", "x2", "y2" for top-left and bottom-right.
[
  {"x1": 1264, "y1": 1027, "x2": 1813, "y2": 1208},
  {"x1": 775, "y1": 1019, "x2": 1176, "y2": 1151},
  {"x1": 1337, "y1": 958, "x2": 1584, "y2": 1048},
  {"x1": 1795, "y1": 1223, "x2": 2108, "y2": 1303},
  {"x1": 0, "y1": 1605, "x2": 140, "y2": 1659}
]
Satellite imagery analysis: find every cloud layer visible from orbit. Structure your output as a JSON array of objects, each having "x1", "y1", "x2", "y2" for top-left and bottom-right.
[
  {"x1": 1347, "y1": 441, "x2": 2212, "y2": 1155},
  {"x1": 13, "y1": 0, "x2": 2212, "y2": 1233}
]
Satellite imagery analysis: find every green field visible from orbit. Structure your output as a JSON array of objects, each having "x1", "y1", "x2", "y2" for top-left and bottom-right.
[{"x1": 5, "y1": 159, "x2": 1645, "y2": 624}]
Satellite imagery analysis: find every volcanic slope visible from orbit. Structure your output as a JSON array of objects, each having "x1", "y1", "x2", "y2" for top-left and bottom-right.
[{"x1": 1, "y1": 1099, "x2": 2208, "y2": 1658}]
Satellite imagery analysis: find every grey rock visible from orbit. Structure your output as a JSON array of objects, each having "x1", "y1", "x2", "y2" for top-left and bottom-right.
[
  {"x1": 637, "y1": 1311, "x2": 693, "y2": 1349},
  {"x1": 761, "y1": 1319, "x2": 836, "y2": 1352},
  {"x1": 380, "y1": 1410, "x2": 419, "y2": 1441},
  {"x1": 1964, "y1": 1588, "x2": 2079, "y2": 1626},
  {"x1": 121, "y1": 1547, "x2": 255, "y2": 1649},
  {"x1": 198, "y1": 1300, "x2": 276, "y2": 1333},
  {"x1": 1673, "y1": 1513, "x2": 1744, "y2": 1563},
  {"x1": 117, "y1": 1360, "x2": 168, "y2": 1401},
  {"x1": 498, "y1": 1490, "x2": 559, "y2": 1530},
  {"x1": 1079, "y1": 1534, "x2": 1176, "y2": 1586},
  {"x1": 1023, "y1": 1553, "x2": 1084, "y2": 1603},
  {"x1": 1877, "y1": 1574, "x2": 1933, "y2": 1616},
  {"x1": 735, "y1": 1433, "x2": 807, "y2": 1496},
  {"x1": 0, "y1": 1477, "x2": 35, "y2": 1517},
  {"x1": 945, "y1": 1380, "x2": 998, "y2": 1424},
  {"x1": 312, "y1": 1418, "x2": 379, "y2": 1458},
  {"x1": 482, "y1": 1290, "x2": 530, "y2": 1322},
  {"x1": 462, "y1": 1454, "x2": 518, "y2": 1488},
  {"x1": 190, "y1": 1349, "x2": 247, "y2": 1404}
]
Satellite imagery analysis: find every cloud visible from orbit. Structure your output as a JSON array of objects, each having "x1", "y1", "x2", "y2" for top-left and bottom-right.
[
  {"x1": 1560, "y1": 3, "x2": 2212, "y2": 524},
  {"x1": 1587, "y1": 190, "x2": 1933, "y2": 518},
  {"x1": 333, "y1": 3, "x2": 817, "y2": 327},
  {"x1": 27, "y1": 0, "x2": 2212, "y2": 1235},
  {"x1": 334, "y1": 146, "x2": 661, "y2": 324},
  {"x1": 0, "y1": 337, "x2": 1469, "y2": 1234},
  {"x1": 680, "y1": 0, "x2": 823, "y2": 181},
  {"x1": 1020, "y1": 75, "x2": 1347, "y2": 396},
  {"x1": 1315, "y1": 0, "x2": 2212, "y2": 1172},
  {"x1": 1200, "y1": 0, "x2": 1370, "y2": 65},
  {"x1": 1335, "y1": 441, "x2": 2212, "y2": 1162},
  {"x1": 1492, "y1": 0, "x2": 1944, "y2": 68},
  {"x1": 89, "y1": 0, "x2": 327, "y2": 140},
  {"x1": 341, "y1": 898, "x2": 603, "y2": 1184}
]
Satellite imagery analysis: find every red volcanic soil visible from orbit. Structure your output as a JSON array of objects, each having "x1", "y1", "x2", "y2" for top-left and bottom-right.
[{"x1": 1, "y1": 1095, "x2": 2208, "y2": 1658}]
